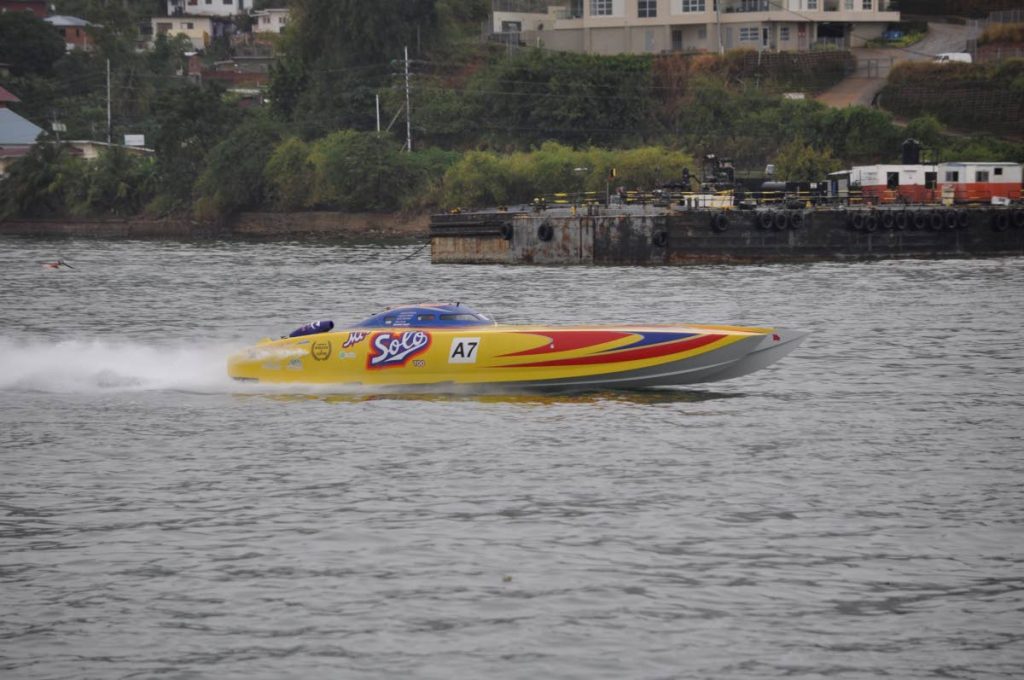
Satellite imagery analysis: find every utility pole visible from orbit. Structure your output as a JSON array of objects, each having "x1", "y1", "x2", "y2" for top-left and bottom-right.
[
  {"x1": 404, "y1": 46, "x2": 412, "y2": 152},
  {"x1": 715, "y1": 0, "x2": 724, "y2": 55},
  {"x1": 375, "y1": 94, "x2": 381, "y2": 133},
  {"x1": 106, "y1": 58, "x2": 112, "y2": 144}
]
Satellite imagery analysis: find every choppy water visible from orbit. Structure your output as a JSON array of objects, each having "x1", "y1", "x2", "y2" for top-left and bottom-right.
[{"x1": 1, "y1": 237, "x2": 1022, "y2": 679}]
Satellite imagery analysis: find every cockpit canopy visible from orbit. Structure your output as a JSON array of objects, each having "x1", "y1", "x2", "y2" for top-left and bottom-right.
[{"x1": 352, "y1": 303, "x2": 495, "y2": 329}]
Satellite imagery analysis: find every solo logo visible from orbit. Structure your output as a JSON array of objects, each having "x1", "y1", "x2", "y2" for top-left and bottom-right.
[{"x1": 368, "y1": 331, "x2": 430, "y2": 368}]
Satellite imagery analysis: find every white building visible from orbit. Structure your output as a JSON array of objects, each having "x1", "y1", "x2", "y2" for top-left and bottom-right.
[
  {"x1": 496, "y1": 0, "x2": 900, "y2": 54},
  {"x1": 166, "y1": 0, "x2": 248, "y2": 18},
  {"x1": 252, "y1": 8, "x2": 289, "y2": 34},
  {"x1": 152, "y1": 15, "x2": 215, "y2": 49}
]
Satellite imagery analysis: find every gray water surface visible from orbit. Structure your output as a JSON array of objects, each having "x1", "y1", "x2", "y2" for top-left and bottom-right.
[{"x1": 1, "y1": 238, "x2": 1022, "y2": 679}]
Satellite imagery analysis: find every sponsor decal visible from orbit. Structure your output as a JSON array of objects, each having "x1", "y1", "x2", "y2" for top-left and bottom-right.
[
  {"x1": 343, "y1": 331, "x2": 369, "y2": 349},
  {"x1": 412, "y1": 359, "x2": 426, "y2": 368},
  {"x1": 311, "y1": 340, "x2": 332, "y2": 361},
  {"x1": 337, "y1": 351, "x2": 357, "y2": 360},
  {"x1": 287, "y1": 359, "x2": 303, "y2": 371},
  {"x1": 448, "y1": 337, "x2": 480, "y2": 364},
  {"x1": 368, "y1": 331, "x2": 431, "y2": 369}
]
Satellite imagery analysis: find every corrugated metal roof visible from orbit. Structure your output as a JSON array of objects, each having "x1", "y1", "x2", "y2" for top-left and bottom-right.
[
  {"x1": 0, "y1": 85, "x2": 21, "y2": 104},
  {"x1": 44, "y1": 15, "x2": 92, "y2": 28},
  {"x1": 0, "y1": 109, "x2": 43, "y2": 145}
]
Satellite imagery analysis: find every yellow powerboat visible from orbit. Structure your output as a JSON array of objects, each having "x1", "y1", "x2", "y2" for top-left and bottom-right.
[{"x1": 227, "y1": 303, "x2": 807, "y2": 390}]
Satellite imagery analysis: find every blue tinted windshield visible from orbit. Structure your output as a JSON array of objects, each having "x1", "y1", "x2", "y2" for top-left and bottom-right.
[{"x1": 351, "y1": 304, "x2": 495, "y2": 329}]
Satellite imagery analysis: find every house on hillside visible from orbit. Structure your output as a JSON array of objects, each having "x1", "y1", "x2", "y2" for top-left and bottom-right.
[
  {"x1": 251, "y1": 8, "x2": 289, "y2": 34},
  {"x1": 166, "y1": 0, "x2": 249, "y2": 18},
  {"x1": 44, "y1": 16, "x2": 96, "y2": 52},
  {"x1": 0, "y1": 85, "x2": 43, "y2": 177},
  {"x1": 495, "y1": 0, "x2": 900, "y2": 54},
  {"x1": 0, "y1": 0, "x2": 48, "y2": 18},
  {"x1": 151, "y1": 15, "x2": 218, "y2": 49}
]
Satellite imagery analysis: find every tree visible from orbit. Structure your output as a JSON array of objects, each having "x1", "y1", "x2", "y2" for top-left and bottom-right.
[
  {"x1": 271, "y1": 0, "x2": 444, "y2": 136},
  {"x1": 774, "y1": 139, "x2": 842, "y2": 182},
  {"x1": 263, "y1": 137, "x2": 316, "y2": 211},
  {"x1": 0, "y1": 143, "x2": 72, "y2": 218},
  {"x1": 150, "y1": 83, "x2": 240, "y2": 210},
  {"x1": 193, "y1": 115, "x2": 285, "y2": 219},
  {"x1": 0, "y1": 12, "x2": 65, "y2": 77},
  {"x1": 309, "y1": 130, "x2": 423, "y2": 211}
]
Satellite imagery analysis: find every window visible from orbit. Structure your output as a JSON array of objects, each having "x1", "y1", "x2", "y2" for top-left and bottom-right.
[
  {"x1": 205, "y1": 0, "x2": 212, "y2": 4},
  {"x1": 994, "y1": 167, "x2": 1003, "y2": 176},
  {"x1": 681, "y1": 0, "x2": 705, "y2": 11},
  {"x1": 780, "y1": 26, "x2": 790, "y2": 40},
  {"x1": 976, "y1": 170, "x2": 990, "y2": 182},
  {"x1": 862, "y1": 0, "x2": 872, "y2": 9},
  {"x1": 697, "y1": 26, "x2": 707, "y2": 40},
  {"x1": 945, "y1": 171, "x2": 959, "y2": 182},
  {"x1": 808, "y1": 0, "x2": 817, "y2": 9},
  {"x1": 845, "y1": 0, "x2": 854, "y2": 8},
  {"x1": 224, "y1": 0, "x2": 233, "y2": 5},
  {"x1": 672, "y1": 28, "x2": 683, "y2": 50},
  {"x1": 156, "y1": 22, "x2": 171, "y2": 33},
  {"x1": 183, "y1": 21, "x2": 193, "y2": 29},
  {"x1": 440, "y1": 314, "x2": 482, "y2": 321},
  {"x1": 739, "y1": 27, "x2": 758, "y2": 41},
  {"x1": 638, "y1": 0, "x2": 657, "y2": 18},
  {"x1": 415, "y1": 314, "x2": 436, "y2": 322},
  {"x1": 591, "y1": 0, "x2": 612, "y2": 15}
]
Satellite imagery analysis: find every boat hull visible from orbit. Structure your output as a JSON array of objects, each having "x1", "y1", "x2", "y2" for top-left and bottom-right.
[{"x1": 227, "y1": 324, "x2": 807, "y2": 389}]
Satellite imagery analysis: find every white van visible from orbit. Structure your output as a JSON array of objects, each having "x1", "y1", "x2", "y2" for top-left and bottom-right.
[{"x1": 934, "y1": 52, "x2": 973, "y2": 64}]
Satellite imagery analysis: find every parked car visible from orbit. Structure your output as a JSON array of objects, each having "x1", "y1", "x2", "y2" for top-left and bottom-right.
[{"x1": 934, "y1": 52, "x2": 973, "y2": 63}]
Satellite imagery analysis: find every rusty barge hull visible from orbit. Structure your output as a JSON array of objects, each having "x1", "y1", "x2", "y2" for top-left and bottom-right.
[{"x1": 430, "y1": 206, "x2": 1024, "y2": 266}]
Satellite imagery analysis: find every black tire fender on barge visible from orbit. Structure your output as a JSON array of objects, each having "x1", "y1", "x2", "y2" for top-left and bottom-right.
[
  {"x1": 881, "y1": 211, "x2": 896, "y2": 230},
  {"x1": 928, "y1": 211, "x2": 945, "y2": 231},
  {"x1": 758, "y1": 211, "x2": 774, "y2": 230},
  {"x1": 956, "y1": 210, "x2": 970, "y2": 230},
  {"x1": 710, "y1": 213, "x2": 729, "y2": 233},
  {"x1": 912, "y1": 211, "x2": 928, "y2": 230},
  {"x1": 772, "y1": 211, "x2": 789, "y2": 231},
  {"x1": 894, "y1": 211, "x2": 909, "y2": 230},
  {"x1": 943, "y1": 210, "x2": 959, "y2": 230},
  {"x1": 990, "y1": 210, "x2": 1010, "y2": 232},
  {"x1": 789, "y1": 211, "x2": 804, "y2": 229},
  {"x1": 864, "y1": 211, "x2": 879, "y2": 232},
  {"x1": 1013, "y1": 209, "x2": 1024, "y2": 229},
  {"x1": 537, "y1": 222, "x2": 554, "y2": 241},
  {"x1": 652, "y1": 230, "x2": 669, "y2": 247}
]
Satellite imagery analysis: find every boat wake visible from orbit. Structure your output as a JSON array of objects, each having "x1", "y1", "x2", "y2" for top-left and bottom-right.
[{"x1": 0, "y1": 336, "x2": 238, "y2": 394}]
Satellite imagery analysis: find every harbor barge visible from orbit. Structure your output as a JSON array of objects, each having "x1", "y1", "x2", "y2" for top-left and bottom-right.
[{"x1": 429, "y1": 202, "x2": 1024, "y2": 266}]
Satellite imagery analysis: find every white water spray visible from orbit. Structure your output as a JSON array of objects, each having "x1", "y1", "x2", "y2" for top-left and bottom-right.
[{"x1": 0, "y1": 336, "x2": 238, "y2": 394}]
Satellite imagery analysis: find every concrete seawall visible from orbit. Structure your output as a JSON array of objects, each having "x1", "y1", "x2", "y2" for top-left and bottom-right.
[{"x1": 0, "y1": 212, "x2": 430, "y2": 240}]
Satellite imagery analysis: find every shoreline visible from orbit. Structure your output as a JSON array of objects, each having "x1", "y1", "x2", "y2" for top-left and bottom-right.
[{"x1": 0, "y1": 211, "x2": 431, "y2": 240}]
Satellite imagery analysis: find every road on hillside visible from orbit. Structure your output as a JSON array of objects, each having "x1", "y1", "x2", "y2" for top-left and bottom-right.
[{"x1": 815, "y1": 22, "x2": 982, "y2": 109}]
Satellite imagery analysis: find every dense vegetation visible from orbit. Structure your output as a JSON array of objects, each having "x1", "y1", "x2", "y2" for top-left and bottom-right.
[
  {"x1": 2, "y1": 0, "x2": 1023, "y2": 220},
  {"x1": 880, "y1": 60, "x2": 1024, "y2": 136},
  {"x1": 979, "y1": 23, "x2": 1024, "y2": 45},
  {"x1": 898, "y1": 0, "x2": 1024, "y2": 18}
]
